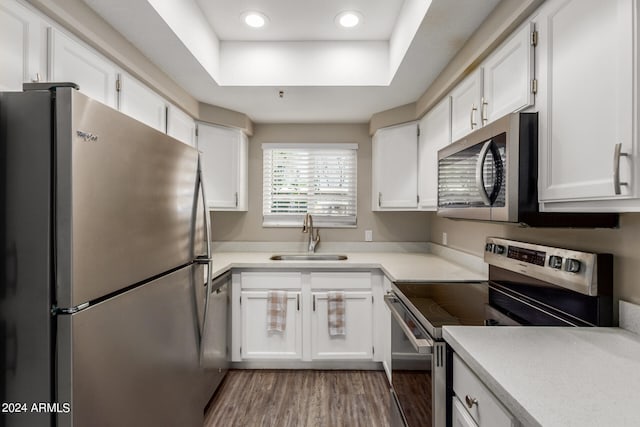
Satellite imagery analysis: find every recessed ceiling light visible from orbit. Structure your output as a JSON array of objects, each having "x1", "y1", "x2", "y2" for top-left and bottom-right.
[
  {"x1": 335, "y1": 11, "x2": 362, "y2": 28},
  {"x1": 242, "y1": 11, "x2": 268, "y2": 28}
]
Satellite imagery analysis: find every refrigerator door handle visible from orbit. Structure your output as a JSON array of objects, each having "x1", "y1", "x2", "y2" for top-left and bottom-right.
[{"x1": 196, "y1": 155, "x2": 213, "y2": 365}]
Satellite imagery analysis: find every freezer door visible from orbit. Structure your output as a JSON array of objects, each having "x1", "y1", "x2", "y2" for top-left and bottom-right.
[
  {"x1": 55, "y1": 88, "x2": 199, "y2": 307},
  {"x1": 56, "y1": 264, "x2": 203, "y2": 427}
]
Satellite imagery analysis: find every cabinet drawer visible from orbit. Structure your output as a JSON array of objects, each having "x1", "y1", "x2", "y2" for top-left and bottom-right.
[
  {"x1": 240, "y1": 271, "x2": 302, "y2": 289},
  {"x1": 453, "y1": 353, "x2": 515, "y2": 427},
  {"x1": 310, "y1": 272, "x2": 371, "y2": 290}
]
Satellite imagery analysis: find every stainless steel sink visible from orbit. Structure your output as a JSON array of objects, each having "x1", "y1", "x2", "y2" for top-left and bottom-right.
[{"x1": 270, "y1": 254, "x2": 348, "y2": 261}]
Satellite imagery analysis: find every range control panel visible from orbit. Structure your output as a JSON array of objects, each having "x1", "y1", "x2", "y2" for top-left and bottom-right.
[{"x1": 484, "y1": 237, "x2": 606, "y2": 296}]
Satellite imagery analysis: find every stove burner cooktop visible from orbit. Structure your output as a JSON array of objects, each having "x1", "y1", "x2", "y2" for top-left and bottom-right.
[{"x1": 394, "y1": 282, "x2": 488, "y2": 338}]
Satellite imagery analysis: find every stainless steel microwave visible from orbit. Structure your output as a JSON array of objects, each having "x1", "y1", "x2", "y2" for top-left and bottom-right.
[
  {"x1": 437, "y1": 112, "x2": 538, "y2": 223},
  {"x1": 437, "y1": 112, "x2": 619, "y2": 227}
]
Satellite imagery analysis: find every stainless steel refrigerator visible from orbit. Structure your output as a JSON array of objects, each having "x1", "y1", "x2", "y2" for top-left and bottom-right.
[{"x1": 1, "y1": 83, "x2": 227, "y2": 427}]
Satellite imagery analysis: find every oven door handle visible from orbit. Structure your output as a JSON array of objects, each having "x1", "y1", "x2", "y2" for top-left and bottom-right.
[{"x1": 384, "y1": 295, "x2": 434, "y2": 354}]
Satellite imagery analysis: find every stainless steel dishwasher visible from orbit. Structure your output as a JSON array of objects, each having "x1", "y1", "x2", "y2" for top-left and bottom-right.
[{"x1": 199, "y1": 271, "x2": 231, "y2": 404}]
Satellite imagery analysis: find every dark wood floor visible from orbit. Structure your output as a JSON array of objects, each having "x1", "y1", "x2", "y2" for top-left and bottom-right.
[{"x1": 204, "y1": 370, "x2": 391, "y2": 427}]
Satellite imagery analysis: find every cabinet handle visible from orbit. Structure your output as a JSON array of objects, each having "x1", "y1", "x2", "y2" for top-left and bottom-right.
[
  {"x1": 481, "y1": 97, "x2": 488, "y2": 124},
  {"x1": 613, "y1": 142, "x2": 630, "y2": 195},
  {"x1": 378, "y1": 192, "x2": 382, "y2": 207},
  {"x1": 235, "y1": 192, "x2": 238, "y2": 207},
  {"x1": 470, "y1": 105, "x2": 478, "y2": 129},
  {"x1": 313, "y1": 295, "x2": 316, "y2": 311},
  {"x1": 297, "y1": 294, "x2": 300, "y2": 311},
  {"x1": 465, "y1": 395, "x2": 478, "y2": 409}
]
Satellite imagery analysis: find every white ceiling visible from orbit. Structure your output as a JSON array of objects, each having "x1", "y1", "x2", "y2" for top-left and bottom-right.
[
  {"x1": 196, "y1": 0, "x2": 405, "y2": 41},
  {"x1": 83, "y1": 0, "x2": 501, "y2": 123}
]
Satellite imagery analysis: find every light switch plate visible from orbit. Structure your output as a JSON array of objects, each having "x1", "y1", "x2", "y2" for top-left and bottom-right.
[
  {"x1": 442, "y1": 232, "x2": 448, "y2": 246},
  {"x1": 365, "y1": 230, "x2": 373, "y2": 242}
]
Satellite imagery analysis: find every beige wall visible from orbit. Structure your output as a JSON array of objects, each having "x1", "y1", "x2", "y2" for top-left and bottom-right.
[
  {"x1": 211, "y1": 123, "x2": 431, "y2": 243},
  {"x1": 369, "y1": 103, "x2": 417, "y2": 136},
  {"x1": 430, "y1": 213, "x2": 640, "y2": 319}
]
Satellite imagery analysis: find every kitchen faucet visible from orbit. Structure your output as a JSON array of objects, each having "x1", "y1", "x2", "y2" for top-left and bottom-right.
[{"x1": 302, "y1": 213, "x2": 320, "y2": 253}]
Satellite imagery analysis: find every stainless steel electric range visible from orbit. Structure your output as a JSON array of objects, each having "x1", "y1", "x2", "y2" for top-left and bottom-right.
[{"x1": 385, "y1": 237, "x2": 613, "y2": 427}]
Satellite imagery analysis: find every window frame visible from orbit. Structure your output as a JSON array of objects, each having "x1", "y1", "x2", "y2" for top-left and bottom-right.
[{"x1": 262, "y1": 143, "x2": 358, "y2": 228}]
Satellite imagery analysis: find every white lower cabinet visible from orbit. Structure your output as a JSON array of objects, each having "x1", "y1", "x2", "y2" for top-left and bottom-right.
[
  {"x1": 240, "y1": 290, "x2": 302, "y2": 360},
  {"x1": 310, "y1": 291, "x2": 373, "y2": 360},
  {"x1": 452, "y1": 396, "x2": 479, "y2": 427},
  {"x1": 453, "y1": 353, "x2": 517, "y2": 427},
  {"x1": 233, "y1": 270, "x2": 379, "y2": 363}
]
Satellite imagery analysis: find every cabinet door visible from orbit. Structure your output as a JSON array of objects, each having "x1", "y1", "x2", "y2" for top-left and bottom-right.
[
  {"x1": 450, "y1": 70, "x2": 482, "y2": 142},
  {"x1": 418, "y1": 96, "x2": 451, "y2": 210},
  {"x1": 0, "y1": 1, "x2": 47, "y2": 91},
  {"x1": 482, "y1": 22, "x2": 535, "y2": 124},
  {"x1": 197, "y1": 123, "x2": 248, "y2": 210},
  {"x1": 310, "y1": 291, "x2": 373, "y2": 360},
  {"x1": 381, "y1": 277, "x2": 392, "y2": 383},
  {"x1": 538, "y1": 0, "x2": 634, "y2": 204},
  {"x1": 167, "y1": 104, "x2": 196, "y2": 146},
  {"x1": 118, "y1": 73, "x2": 167, "y2": 132},
  {"x1": 372, "y1": 122, "x2": 419, "y2": 210},
  {"x1": 452, "y1": 397, "x2": 479, "y2": 427},
  {"x1": 240, "y1": 291, "x2": 302, "y2": 360},
  {"x1": 48, "y1": 28, "x2": 118, "y2": 108}
]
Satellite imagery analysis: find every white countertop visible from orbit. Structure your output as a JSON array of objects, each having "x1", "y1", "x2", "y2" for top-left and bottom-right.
[
  {"x1": 210, "y1": 250, "x2": 487, "y2": 282},
  {"x1": 443, "y1": 326, "x2": 640, "y2": 427}
]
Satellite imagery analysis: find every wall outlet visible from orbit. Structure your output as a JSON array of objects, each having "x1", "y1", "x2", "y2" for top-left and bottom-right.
[
  {"x1": 365, "y1": 230, "x2": 373, "y2": 242},
  {"x1": 442, "y1": 232, "x2": 448, "y2": 246}
]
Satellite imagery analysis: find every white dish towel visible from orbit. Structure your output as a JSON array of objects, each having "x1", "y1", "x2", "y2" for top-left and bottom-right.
[
  {"x1": 328, "y1": 291, "x2": 346, "y2": 336},
  {"x1": 267, "y1": 290, "x2": 287, "y2": 333}
]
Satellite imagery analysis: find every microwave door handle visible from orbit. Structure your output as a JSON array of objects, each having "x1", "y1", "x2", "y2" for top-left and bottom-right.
[
  {"x1": 487, "y1": 142, "x2": 504, "y2": 204},
  {"x1": 475, "y1": 140, "x2": 493, "y2": 206}
]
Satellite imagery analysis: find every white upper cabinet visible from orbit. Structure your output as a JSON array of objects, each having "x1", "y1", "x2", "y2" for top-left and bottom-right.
[
  {"x1": 48, "y1": 28, "x2": 119, "y2": 108},
  {"x1": 118, "y1": 72, "x2": 167, "y2": 132},
  {"x1": 450, "y1": 21, "x2": 535, "y2": 143},
  {"x1": 372, "y1": 121, "x2": 419, "y2": 210},
  {"x1": 167, "y1": 104, "x2": 196, "y2": 146},
  {"x1": 482, "y1": 22, "x2": 535, "y2": 125},
  {"x1": 537, "y1": 0, "x2": 637, "y2": 211},
  {"x1": 197, "y1": 122, "x2": 248, "y2": 211},
  {"x1": 0, "y1": 1, "x2": 47, "y2": 91},
  {"x1": 450, "y1": 70, "x2": 483, "y2": 142},
  {"x1": 418, "y1": 96, "x2": 452, "y2": 211}
]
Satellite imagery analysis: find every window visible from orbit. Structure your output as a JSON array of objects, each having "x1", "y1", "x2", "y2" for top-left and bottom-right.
[{"x1": 262, "y1": 143, "x2": 357, "y2": 227}]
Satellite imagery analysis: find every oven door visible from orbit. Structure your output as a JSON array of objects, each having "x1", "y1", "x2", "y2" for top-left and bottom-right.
[
  {"x1": 437, "y1": 133, "x2": 506, "y2": 221},
  {"x1": 385, "y1": 294, "x2": 435, "y2": 427}
]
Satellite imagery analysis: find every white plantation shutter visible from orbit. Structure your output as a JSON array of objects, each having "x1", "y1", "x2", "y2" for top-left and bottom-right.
[{"x1": 263, "y1": 143, "x2": 358, "y2": 227}]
